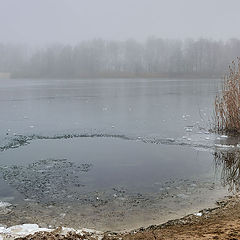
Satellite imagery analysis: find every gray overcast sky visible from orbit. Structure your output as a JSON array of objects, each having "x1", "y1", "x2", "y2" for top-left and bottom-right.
[{"x1": 0, "y1": 0, "x2": 240, "y2": 45}]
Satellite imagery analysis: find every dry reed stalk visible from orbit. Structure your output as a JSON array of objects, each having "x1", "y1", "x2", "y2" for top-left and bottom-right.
[
  {"x1": 214, "y1": 150, "x2": 240, "y2": 192},
  {"x1": 215, "y1": 59, "x2": 240, "y2": 134}
]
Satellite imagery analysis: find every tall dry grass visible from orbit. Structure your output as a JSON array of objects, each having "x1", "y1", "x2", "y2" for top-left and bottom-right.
[{"x1": 215, "y1": 59, "x2": 240, "y2": 134}]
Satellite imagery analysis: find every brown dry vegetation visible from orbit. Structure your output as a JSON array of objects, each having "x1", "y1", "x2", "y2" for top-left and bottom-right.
[{"x1": 215, "y1": 59, "x2": 240, "y2": 134}]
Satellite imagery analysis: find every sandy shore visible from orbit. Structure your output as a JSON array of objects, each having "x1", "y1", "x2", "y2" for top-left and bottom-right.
[{"x1": 10, "y1": 194, "x2": 240, "y2": 240}]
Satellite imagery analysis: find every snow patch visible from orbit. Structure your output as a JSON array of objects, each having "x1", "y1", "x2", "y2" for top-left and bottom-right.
[
  {"x1": 0, "y1": 224, "x2": 51, "y2": 239},
  {"x1": 194, "y1": 212, "x2": 202, "y2": 217},
  {"x1": 0, "y1": 224, "x2": 104, "y2": 240},
  {"x1": 0, "y1": 202, "x2": 11, "y2": 208}
]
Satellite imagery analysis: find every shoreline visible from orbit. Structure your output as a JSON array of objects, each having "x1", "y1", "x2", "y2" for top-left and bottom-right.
[
  {"x1": 2, "y1": 75, "x2": 222, "y2": 80},
  {"x1": 1, "y1": 194, "x2": 239, "y2": 240}
]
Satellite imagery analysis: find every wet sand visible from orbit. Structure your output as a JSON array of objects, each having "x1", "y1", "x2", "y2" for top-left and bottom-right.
[
  {"x1": 0, "y1": 177, "x2": 227, "y2": 232},
  {"x1": 14, "y1": 195, "x2": 240, "y2": 240}
]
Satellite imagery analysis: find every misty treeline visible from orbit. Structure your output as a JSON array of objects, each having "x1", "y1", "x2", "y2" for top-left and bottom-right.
[{"x1": 1, "y1": 38, "x2": 240, "y2": 78}]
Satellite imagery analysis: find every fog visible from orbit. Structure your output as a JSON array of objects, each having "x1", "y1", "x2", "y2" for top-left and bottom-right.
[
  {"x1": 1, "y1": 0, "x2": 240, "y2": 45},
  {"x1": 2, "y1": 0, "x2": 240, "y2": 79}
]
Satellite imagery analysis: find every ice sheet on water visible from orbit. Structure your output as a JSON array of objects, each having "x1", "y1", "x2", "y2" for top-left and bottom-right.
[
  {"x1": 0, "y1": 129, "x2": 228, "y2": 156},
  {"x1": 214, "y1": 144, "x2": 235, "y2": 149}
]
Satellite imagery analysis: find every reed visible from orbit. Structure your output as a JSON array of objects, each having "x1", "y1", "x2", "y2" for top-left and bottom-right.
[
  {"x1": 214, "y1": 59, "x2": 240, "y2": 134},
  {"x1": 214, "y1": 150, "x2": 240, "y2": 192}
]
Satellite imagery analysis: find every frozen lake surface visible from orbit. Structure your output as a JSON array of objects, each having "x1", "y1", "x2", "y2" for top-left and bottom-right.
[{"x1": 0, "y1": 78, "x2": 234, "y2": 231}]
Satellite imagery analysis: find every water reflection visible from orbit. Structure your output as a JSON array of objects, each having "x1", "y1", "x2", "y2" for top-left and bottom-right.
[{"x1": 214, "y1": 148, "x2": 240, "y2": 192}]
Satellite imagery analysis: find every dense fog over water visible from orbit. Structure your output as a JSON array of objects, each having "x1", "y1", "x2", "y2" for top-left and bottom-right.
[
  {"x1": 1, "y1": 39, "x2": 240, "y2": 78},
  {"x1": 1, "y1": 0, "x2": 240, "y2": 78}
]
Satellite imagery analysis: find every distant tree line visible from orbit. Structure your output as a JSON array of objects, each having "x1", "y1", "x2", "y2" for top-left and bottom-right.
[{"x1": 1, "y1": 38, "x2": 240, "y2": 78}]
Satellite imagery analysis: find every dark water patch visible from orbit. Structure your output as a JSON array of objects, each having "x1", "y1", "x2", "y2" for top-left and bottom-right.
[{"x1": 0, "y1": 137, "x2": 221, "y2": 194}]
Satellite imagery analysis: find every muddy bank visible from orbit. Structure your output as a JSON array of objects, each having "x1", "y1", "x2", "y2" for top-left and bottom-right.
[
  {"x1": 0, "y1": 173, "x2": 226, "y2": 231},
  {"x1": 6, "y1": 195, "x2": 238, "y2": 240},
  {"x1": 107, "y1": 195, "x2": 240, "y2": 240},
  {"x1": 6, "y1": 195, "x2": 240, "y2": 240}
]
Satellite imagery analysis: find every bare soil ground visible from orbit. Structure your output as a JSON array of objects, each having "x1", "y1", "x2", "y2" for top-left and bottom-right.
[{"x1": 16, "y1": 195, "x2": 240, "y2": 240}]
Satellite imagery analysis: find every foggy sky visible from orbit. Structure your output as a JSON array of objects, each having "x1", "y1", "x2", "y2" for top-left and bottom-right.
[{"x1": 1, "y1": 0, "x2": 240, "y2": 45}]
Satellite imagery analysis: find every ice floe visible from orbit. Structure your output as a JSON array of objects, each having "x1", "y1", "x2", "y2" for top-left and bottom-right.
[
  {"x1": 214, "y1": 144, "x2": 235, "y2": 149},
  {"x1": 220, "y1": 135, "x2": 228, "y2": 138}
]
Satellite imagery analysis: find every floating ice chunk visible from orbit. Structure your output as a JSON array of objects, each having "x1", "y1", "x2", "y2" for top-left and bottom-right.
[
  {"x1": 220, "y1": 135, "x2": 228, "y2": 138},
  {"x1": 177, "y1": 193, "x2": 189, "y2": 199},
  {"x1": 29, "y1": 125, "x2": 35, "y2": 128},
  {"x1": 187, "y1": 138, "x2": 191, "y2": 141},
  {"x1": 185, "y1": 128, "x2": 193, "y2": 132},
  {"x1": 205, "y1": 137, "x2": 210, "y2": 140},
  {"x1": 182, "y1": 136, "x2": 187, "y2": 139},
  {"x1": 194, "y1": 212, "x2": 202, "y2": 217},
  {"x1": 214, "y1": 144, "x2": 234, "y2": 148},
  {"x1": 24, "y1": 198, "x2": 35, "y2": 202}
]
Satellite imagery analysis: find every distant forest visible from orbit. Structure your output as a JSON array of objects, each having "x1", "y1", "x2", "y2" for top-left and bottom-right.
[{"x1": 1, "y1": 38, "x2": 240, "y2": 79}]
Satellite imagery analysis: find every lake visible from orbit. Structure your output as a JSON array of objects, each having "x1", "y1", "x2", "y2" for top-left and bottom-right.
[{"x1": 0, "y1": 78, "x2": 233, "y2": 231}]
